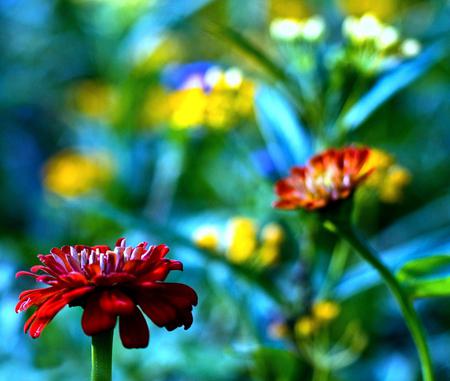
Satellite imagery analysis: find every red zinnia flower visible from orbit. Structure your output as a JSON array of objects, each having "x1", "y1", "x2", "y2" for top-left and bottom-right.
[
  {"x1": 16, "y1": 238, "x2": 198, "y2": 348},
  {"x1": 274, "y1": 147, "x2": 373, "y2": 211}
]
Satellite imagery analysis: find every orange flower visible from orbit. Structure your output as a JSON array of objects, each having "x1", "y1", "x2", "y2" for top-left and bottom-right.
[{"x1": 274, "y1": 147, "x2": 372, "y2": 211}]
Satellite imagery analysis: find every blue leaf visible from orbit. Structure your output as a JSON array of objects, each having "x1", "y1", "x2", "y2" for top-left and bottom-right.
[{"x1": 255, "y1": 85, "x2": 313, "y2": 175}]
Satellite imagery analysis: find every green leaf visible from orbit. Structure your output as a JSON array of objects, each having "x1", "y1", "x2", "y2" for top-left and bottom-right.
[
  {"x1": 402, "y1": 277, "x2": 450, "y2": 299},
  {"x1": 336, "y1": 194, "x2": 450, "y2": 299},
  {"x1": 252, "y1": 347, "x2": 302, "y2": 381},
  {"x1": 208, "y1": 23, "x2": 287, "y2": 82},
  {"x1": 397, "y1": 255, "x2": 450, "y2": 279},
  {"x1": 206, "y1": 23, "x2": 306, "y2": 113},
  {"x1": 340, "y1": 41, "x2": 447, "y2": 131},
  {"x1": 397, "y1": 254, "x2": 450, "y2": 299}
]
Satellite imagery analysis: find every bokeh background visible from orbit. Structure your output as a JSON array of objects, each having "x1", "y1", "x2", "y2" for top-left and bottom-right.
[{"x1": 1, "y1": 0, "x2": 449, "y2": 380}]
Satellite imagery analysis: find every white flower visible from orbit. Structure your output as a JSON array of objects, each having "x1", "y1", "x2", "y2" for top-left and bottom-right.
[
  {"x1": 359, "y1": 14, "x2": 383, "y2": 39},
  {"x1": 377, "y1": 26, "x2": 399, "y2": 50},
  {"x1": 270, "y1": 18, "x2": 303, "y2": 41},
  {"x1": 342, "y1": 13, "x2": 384, "y2": 44},
  {"x1": 302, "y1": 16, "x2": 326, "y2": 42},
  {"x1": 401, "y1": 39, "x2": 421, "y2": 57},
  {"x1": 204, "y1": 66, "x2": 223, "y2": 88},
  {"x1": 224, "y1": 68, "x2": 243, "y2": 89}
]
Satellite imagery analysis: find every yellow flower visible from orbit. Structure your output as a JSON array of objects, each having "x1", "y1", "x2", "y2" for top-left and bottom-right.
[
  {"x1": 312, "y1": 300, "x2": 341, "y2": 322},
  {"x1": 43, "y1": 151, "x2": 112, "y2": 198},
  {"x1": 258, "y1": 244, "x2": 280, "y2": 266},
  {"x1": 226, "y1": 217, "x2": 258, "y2": 264},
  {"x1": 261, "y1": 223, "x2": 284, "y2": 245},
  {"x1": 169, "y1": 88, "x2": 208, "y2": 129},
  {"x1": 71, "y1": 80, "x2": 117, "y2": 120},
  {"x1": 204, "y1": 92, "x2": 234, "y2": 130},
  {"x1": 380, "y1": 166, "x2": 411, "y2": 203},
  {"x1": 269, "y1": 0, "x2": 311, "y2": 19},
  {"x1": 194, "y1": 218, "x2": 283, "y2": 267},
  {"x1": 295, "y1": 316, "x2": 317, "y2": 337},
  {"x1": 234, "y1": 80, "x2": 255, "y2": 115},
  {"x1": 140, "y1": 86, "x2": 172, "y2": 126},
  {"x1": 255, "y1": 223, "x2": 284, "y2": 266},
  {"x1": 143, "y1": 66, "x2": 255, "y2": 131},
  {"x1": 336, "y1": 0, "x2": 398, "y2": 20},
  {"x1": 192, "y1": 226, "x2": 220, "y2": 252},
  {"x1": 364, "y1": 148, "x2": 394, "y2": 170},
  {"x1": 362, "y1": 148, "x2": 411, "y2": 203}
]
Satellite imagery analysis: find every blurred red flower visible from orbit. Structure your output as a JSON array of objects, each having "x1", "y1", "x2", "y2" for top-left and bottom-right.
[
  {"x1": 274, "y1": 146, "x2": 372, "y2": 211},
  {"x1": 16, "y1": 238, "x2": 197, "y2": 348}
]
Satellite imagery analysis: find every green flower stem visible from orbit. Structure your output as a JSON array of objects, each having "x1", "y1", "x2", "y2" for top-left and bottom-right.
[
  {"x1": 91, "y1": 330, "x2": 113, "y2": 381},
  {"x1": 327, "y1": 221, "x2": 434, "y2": 381}
]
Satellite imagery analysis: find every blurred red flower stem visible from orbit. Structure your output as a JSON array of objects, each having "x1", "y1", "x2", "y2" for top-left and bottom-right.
[
  {"x1": 91, "y1": 330, "x2": 113, "y2": 381},
  {"x1": 325, "y1": 219, "x2": 434, "y2": 381}
]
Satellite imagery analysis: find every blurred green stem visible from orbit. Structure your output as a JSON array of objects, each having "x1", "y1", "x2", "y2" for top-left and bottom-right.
[
  {"x1": 319, "y1": 241, "x2": 349, "y2": 299},
  {"x1": 91, "y1": 330, "x2": 113, "y2": 381},
  {"x1": 327, "y1": 221, "x2": 434, "y2": 381},
  {"x1": 312, "y1": 366, "x2": 329, "y2": 381}
]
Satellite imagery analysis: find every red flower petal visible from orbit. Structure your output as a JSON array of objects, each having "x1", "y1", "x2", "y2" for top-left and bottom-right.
[
  {"x1": 136, "y1": 283, "x2": 197, "y2": 330},
  {"x1": 17, "y1": 238, "x2": 197, "y2": 347},
  {"x1": 149, "y1": 244, "x2": 170, "y2": 260},
  {"x1": 81, "y1": 294, "x2": 117, "y2": 336},
  {"x1": 99, "y1": 289, "x2": 135, "y2": 316},
  {"x1": 25, "y1": 286, "x2": 93, "y2": 338},
  {"x1": 119, "y1": 307, "x2": 149, "y2": 348},
  {"x1": 16, "y1": 287, "x2": 59, "y2": 312}
]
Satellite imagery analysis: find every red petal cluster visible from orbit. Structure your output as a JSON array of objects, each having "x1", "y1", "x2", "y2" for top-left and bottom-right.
[
  {"x1": 16, "y1": 238, "x2": 198, "y2": 348},
  {"x1": 274, "y1": 147, "x2": 373, "y2": 211}
]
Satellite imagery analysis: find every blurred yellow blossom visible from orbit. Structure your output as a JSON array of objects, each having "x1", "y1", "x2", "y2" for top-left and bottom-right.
[
  {"x1": 175, "y1": 66, "x2": 254, "y2": 130},
  {"x1": 43, "y1": 150, "x2": 113, "y2": 198},
  {"x1": 257, "y1": 223, "x2": 285, "y2": 266},
  {"x1": 380, "y1": 166, "x2": 412, "y2": 202},
  {"x1": 337, "y1": 0, "x2": 398, "y2": 20},
  {"x1": 192, "y1": 217, "x2": 284, "y2": 268},
  {"x1": 363, "y1": 148, "x2": 411, "y2": 203},
  {"x1": 258, "y1": 244, "x2": 280, "y2": 266},
  {"x1": 140, "y1": 86, "x2": 173, "y2": 126},
  {"x1": 269, "y1": 0, "x2": 310, "y2": 19},
  {"x1": 364, "y1": 147, "x2": 394, "y2": 169},
  {"x1": 295, "y1": 316, "x2": 317, "y2": 337},
  {"x1": 261, "y1": 223, "x2": 284, "y2": 245},
  {"x1": 169, "y1": 88, "x2": 208, "y2": 129},
  {"x1": 294, "y1": 301, "x2": 341, "y2": 339},
  {"x1": 71, "y1": 80, "x2": 118, "y2": 120},
  {"x1": 142, "y1": 66, "x2": 255, "y2": 130},
  {"x1": 312, "y1": 300, "x2": 341, "y2": 322},
  {"x1": 192, "y1": 226, "x2": 220, "y2": 251},
  {"x1": 227, "y1": 217, "x2": 258, "y2": 264}
]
